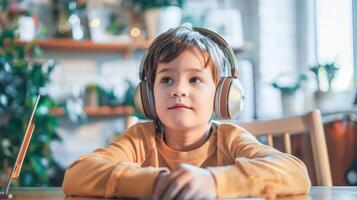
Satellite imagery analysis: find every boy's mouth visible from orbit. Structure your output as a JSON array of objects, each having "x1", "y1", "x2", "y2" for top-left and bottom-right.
[{"x1": 168, "y1": 103, "x2": 192, "y2": 110}]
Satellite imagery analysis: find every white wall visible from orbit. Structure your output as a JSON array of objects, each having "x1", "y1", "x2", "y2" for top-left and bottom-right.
[{"x1": 258, "y1": 0, "x2": 299, "y2": 118}]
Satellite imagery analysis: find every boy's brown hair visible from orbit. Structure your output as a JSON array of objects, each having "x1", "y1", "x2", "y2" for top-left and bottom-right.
[{"x1": 142, "y1": 24, "x2": 230, "y2": 87}]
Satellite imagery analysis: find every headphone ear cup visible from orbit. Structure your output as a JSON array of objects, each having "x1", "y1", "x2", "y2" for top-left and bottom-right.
[
  {"x1": 134, "y1": 81, "x2": 157, "y2": 119},
  {"x1": 228, "y1": 78, "x2": 245, "y2": 118},
  {"x1": 214, "y1": 77, "x2": 245, "y2": 120},
  {"x1": 134, "y1": 82, "x2": 145, "y2": 117}
]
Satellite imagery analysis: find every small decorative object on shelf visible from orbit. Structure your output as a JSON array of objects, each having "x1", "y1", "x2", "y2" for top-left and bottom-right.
[
  {"x1": 203, "y1": 8, "x2": 244, "y2": 49},
  {"x1": 84, "y1": 84, "x2": 99, "y2": 107},
  {"x1": 123, "y1": 0, "x2": 184, "y2": 40},
  {"x1": 87, "y1": 0, "x2": 132, "y2": 43},
  {"x1": 55, "y1": 0, "x2": 90, "y2": 40}
]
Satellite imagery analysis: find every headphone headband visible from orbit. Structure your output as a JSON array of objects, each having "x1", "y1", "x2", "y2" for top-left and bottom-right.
[
  {"x1": 192, "y1": 27, "x2": 238, "y2": 78},
  {"x1": 139, "y1": 27, "x2": 239, "y2": 81}
]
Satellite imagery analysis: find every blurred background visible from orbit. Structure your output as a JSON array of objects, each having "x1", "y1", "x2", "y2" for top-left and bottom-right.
[{"x1": 0, "y1": 0, "x2": 356, "y2": 187}]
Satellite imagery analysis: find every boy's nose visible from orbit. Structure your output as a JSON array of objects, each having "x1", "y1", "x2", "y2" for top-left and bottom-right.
[{"x1": 170, "y1": 88, "x2": 188, "y2": 97}]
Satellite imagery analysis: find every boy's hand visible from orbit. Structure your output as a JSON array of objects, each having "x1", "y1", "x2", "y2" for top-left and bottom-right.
[{"x1": 153, "y1": 164, "x2": 217, "y2": 200}]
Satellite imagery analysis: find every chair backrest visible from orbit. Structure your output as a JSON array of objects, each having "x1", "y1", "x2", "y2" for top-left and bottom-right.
[{"x1": 225, "y1": 109, "x2": 332, "y2": 186}]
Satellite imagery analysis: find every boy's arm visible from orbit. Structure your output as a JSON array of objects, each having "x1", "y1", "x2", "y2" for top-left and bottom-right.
[
  {"x1": 62, "y1": 124, "x2": 168, "y2": 198},
  {"x1": 208, "y1": 127, "x2": 311, "y2": 198}
]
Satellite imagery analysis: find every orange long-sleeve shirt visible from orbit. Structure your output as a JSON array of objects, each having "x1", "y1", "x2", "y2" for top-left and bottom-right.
[{"x1": 62, "y1": 121, "x2": 311, "y2": 198}]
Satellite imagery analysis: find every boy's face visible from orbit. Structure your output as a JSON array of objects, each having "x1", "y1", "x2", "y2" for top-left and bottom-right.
[{"x1": 153, "y1": 48, "x2": 216, "y2": 132}]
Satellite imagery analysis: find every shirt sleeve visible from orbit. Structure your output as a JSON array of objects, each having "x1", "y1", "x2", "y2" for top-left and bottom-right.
[
  {"x1": 62, "y1": 124, "x2": 168, "y2": 198},
  {"x1": 208, "y1": 126, "x2": 311, "y2": 199}
]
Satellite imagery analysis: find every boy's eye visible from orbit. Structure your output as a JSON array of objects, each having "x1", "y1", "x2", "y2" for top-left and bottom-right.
[
  {"x1": 189, "y1": 77, "x2": 202, "y2": 84},
  {"x1": 160, "y1": 77, "x2": 174, "y2": 84}
]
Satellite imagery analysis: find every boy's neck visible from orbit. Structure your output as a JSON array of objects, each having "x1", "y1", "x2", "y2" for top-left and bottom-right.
[{"x1": 163, "y1": 122, "x2": 212, "y2": 151}]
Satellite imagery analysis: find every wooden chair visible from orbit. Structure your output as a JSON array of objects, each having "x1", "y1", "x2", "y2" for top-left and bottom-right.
[{"x1": 225, "y1": 109, "x2": 332, "y2": 186}]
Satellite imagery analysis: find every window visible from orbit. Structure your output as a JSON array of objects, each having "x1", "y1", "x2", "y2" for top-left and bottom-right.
[{"x1": 315, "y1": 0, "x2": 354, "y2": 91}]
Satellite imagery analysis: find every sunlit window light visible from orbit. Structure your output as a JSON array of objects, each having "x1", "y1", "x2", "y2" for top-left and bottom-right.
[{"x1": 315, "y1": 0, "x2": 354, "y2": 91}]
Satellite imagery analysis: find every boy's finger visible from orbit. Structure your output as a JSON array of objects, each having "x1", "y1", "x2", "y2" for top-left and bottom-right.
[
  {"x1": 153, "y1": 172, "x2": 169, "y2": 200},
  {"x1": 161, "y1": 171, "x2": 192, "y2": 200},
  {"x1": 157, "y1": 170, "x2": 185, "y2": 198},
  {"x1": 153, "y1": 170, "x2": 182, "y2": 200},
  {"x1": 175, "y1": 181, "x2": 197, "y2": 200}
]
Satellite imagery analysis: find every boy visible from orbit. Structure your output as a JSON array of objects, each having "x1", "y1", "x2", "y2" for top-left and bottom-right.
[{"x1": 62, "y1": 24, "x2": 310, "y2": 199}]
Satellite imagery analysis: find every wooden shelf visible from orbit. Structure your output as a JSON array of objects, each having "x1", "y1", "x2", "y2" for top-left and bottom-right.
[
  {"x1": 52, "y1": 106, "x2": 134, "y2": 117},
  {"x1": 12, "y1": 38, "x2": 248, "y2": 54},
  {"x1": 16, "y1": 38, "x2": 151, "y2": 53}
]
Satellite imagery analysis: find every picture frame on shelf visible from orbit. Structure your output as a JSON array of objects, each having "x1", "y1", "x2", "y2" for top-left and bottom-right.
[
  {"x1": 87, "y1": 0, "x2": 131, "y2": 43},
  {"x1": 203, "y1": 9, "x2": 244, "y2": 49}
]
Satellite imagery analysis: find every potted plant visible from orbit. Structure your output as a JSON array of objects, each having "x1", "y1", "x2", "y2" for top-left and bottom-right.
[
  {"x1": 0, "y1": 28, "x2": 61, "y2": 186},
  {"x1": 310, "y1": 62, "x2": 342, "y2": 112},
  {"x1": 124, "y1": 0, "x2": 184, "y2": 40},
  {"x1": 271, "y1": 73, "x2": 307, "y2": 116},
  {"x1": 310, "y1": 62, "x2": 339, "y2": 92}
]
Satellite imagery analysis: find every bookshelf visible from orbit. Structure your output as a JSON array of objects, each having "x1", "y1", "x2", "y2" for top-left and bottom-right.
[{"x1": 52, "y1": 106, "x2": 134, "y2": 117}]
